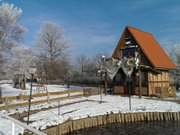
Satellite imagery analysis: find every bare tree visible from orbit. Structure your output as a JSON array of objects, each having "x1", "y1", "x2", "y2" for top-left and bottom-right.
[
  {"x1": 76, "y1": 55, "x2": 90, "y2": 72},
  {"x1": 37, "y1": 21, "x2": 68, "y2": 61},
  {"x1": 71, "y1": 55, "x2": 101, "y2": 85},
  {"x1": 36, "y1": 21, "x2": 69, "y2": 81},
  {"x1": 173, "y1": 46, "x2": 180, "y2": 90}
]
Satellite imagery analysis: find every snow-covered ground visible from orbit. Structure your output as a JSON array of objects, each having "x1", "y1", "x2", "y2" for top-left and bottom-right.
[
  {"x1": 0, "y1": 96, "x2": 86, "y2": 115},
  {"x1": 23, "y1": 95, "x2": 180, "y2": 130},
  {"x1": 0, "y1": 81, "x2": 83, "y2": 97},
  {"x1": 1, "y1": 80, "x2": 180, "y2": 133},
  {"x1": 0, "y1": 116, "x2": 24, "y2": 135},
  {"x1": 0, "y1": 84, "x2": 23, "y2": 97},
  {"x1": 0, "y1": 97, "x2": 87, "y2": 135},
  {"x1": 176, "y1": 91, "x2": 180, "y2": 97}
]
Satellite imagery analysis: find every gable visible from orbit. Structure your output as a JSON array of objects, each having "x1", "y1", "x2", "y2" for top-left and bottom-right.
[{"x1": 112, "y1": 26, "x2": 176, "y2": 70}]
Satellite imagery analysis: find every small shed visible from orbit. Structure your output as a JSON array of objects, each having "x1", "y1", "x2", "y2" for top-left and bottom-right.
[{"x1": 112, "y1": 26, "x2": 176, "y2": 97}]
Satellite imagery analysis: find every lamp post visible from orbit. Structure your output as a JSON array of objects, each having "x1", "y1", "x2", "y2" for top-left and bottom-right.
[
  {"x1": 27, "y1": 66, "x2": 36, "y2": 125},
  {"x1": 121, "y1": 57, "x2": 134, "y2": 111},
  {"x1": 97, "y1": 55, "x2": 106, "y2": 103},
  {"x1": 97, "y1": 70, "x2": 103, "y2": 104},
  {"x1": 101, "y1": 55, "x2": 108, "y2": 95}
]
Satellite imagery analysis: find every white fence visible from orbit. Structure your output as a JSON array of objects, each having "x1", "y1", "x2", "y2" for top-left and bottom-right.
[{"x1": 0, "y1": 114, "x2": 46, "y2": 135}]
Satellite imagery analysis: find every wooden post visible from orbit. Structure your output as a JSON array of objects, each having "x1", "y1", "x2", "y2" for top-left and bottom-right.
[
  {"x1": 58, "y1": 100, "x2": 61, "y2": 116},
  {"x1": 22, "y1": 74, "x2": 26, "y2": 90},
  {"x1": 104, "y1": 72, "x2": 108, "y2": 95},
  {"x1": 0, "y1": 86, "x2": 2, "y2": 104},
  {"x1": 138, "y1": 52, "x2": 142, "y2": 98},
  {"x1": 12, "y1": 122, "x2": 15, "y2": 135},
  {"x1": 139, "y1": 69, "x2": 142, "y2": 98}
]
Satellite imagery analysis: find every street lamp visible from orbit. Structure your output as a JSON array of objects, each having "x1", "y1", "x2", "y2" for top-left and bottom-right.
[
  {"x1": 122, "y1": 58, "x2": 135, "y2": 111},
  {"x1": 101, "y1": 55, "x2": 108, "y2": 95},
  {"x1": 97, "y1": 55, "x2": 107, "y2": 103},
  {"x1": 97, "y1": 70, "x2": 103, "y2": 103},
  {"x1": 27, "y1": 66, "x2": 36, "y2": 125}
]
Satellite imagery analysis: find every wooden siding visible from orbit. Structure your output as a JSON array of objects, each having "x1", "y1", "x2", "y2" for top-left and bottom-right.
[{"x1": 148, "y1": 71, "x2": 170, "y2": 96}]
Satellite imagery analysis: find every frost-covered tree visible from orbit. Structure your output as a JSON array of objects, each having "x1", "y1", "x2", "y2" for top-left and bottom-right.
[
  {"x1": 8, "y1": 46, "x2": 36, "y2": 75},
  {"x1": 5, "y1": 46, "x2": 36, "y2": 89},
  {"x1": 0, "y1": 3, "x2": 26, "y2": 79},
  {"x1": 36, "y1": 21, "x2": 69, "y2": 80},
  {"x1": 0, "y1": 3, "x2": 25, "y2": 50}
]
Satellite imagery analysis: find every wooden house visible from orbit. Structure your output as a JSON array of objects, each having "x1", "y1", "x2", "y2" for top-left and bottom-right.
[{"x1": 112, "y1": 26, "x2": 176, "y2": 97}]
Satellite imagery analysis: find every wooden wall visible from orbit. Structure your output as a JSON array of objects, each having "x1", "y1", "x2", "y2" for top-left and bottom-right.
[{"x1": 148, "y1": 71, "x2": 170, "y2": 96}]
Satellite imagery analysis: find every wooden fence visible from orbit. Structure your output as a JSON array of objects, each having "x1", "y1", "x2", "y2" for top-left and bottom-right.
[{"x1": 43, "y1": 112, "x2": 180, "y2": 135}]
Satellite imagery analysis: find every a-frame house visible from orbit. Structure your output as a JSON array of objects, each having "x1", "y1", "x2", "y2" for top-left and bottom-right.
[{"x1": 112, "y1": 26, "x2": 176, "y2": 97}]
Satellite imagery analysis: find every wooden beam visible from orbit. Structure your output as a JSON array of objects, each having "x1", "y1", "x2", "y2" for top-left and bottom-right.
[
  {"x1": 139, "y1": 69, "x2": 142, "y2": 98},
  {"x1": 139, "y1": 51, "x2": 142, "y2": 98}
]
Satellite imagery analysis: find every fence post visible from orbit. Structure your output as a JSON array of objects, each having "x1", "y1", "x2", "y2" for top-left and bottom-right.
[{"x1": 12, "y1": 122, "x2": 15, "y2": 135}]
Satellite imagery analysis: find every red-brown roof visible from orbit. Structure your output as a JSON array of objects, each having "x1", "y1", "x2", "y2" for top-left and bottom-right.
[{"x1": 112, "y1": 26, "x2": 176, "y2": 70}]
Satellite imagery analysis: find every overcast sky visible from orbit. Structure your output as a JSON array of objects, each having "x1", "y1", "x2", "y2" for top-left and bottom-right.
[{"x1": 1, "y1": 0, "x2": 180, "y2": 58}]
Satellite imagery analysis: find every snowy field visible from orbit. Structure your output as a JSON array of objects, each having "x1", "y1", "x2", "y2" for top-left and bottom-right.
[
  {"x1": 0, "y1": 81, "x2": 83, "y2": 97},
  {"x1": 23, "y1": 95, "x2": 180, "y2": 130},
  {"x1": 0, "y1": 95, "x2": 180, "y2": 134},
  {"x1": 1, "y1": 80, "x2": 180, "y2": 134},
  {"x1": 0, "y1": 98, "x2": 87, "y2": 135},
  {"x1": 0, "y1": 97, "x2": 87, "y2": 115},
  {"x1": 176, "y1": 91, "x2": 180, "y2": 97},
  {"x1": 0, "y1": 84, "x2": 23, "y2": 97}
]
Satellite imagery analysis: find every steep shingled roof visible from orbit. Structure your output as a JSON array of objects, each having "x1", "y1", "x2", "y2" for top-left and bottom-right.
[{"x1": 112, "y1": 26, "x2": 176, "y2": 70}]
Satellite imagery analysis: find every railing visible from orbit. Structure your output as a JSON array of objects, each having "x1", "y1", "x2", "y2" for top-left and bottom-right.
[{"x1": 0, "y1": 114, "x2": 46, "y2": 135}]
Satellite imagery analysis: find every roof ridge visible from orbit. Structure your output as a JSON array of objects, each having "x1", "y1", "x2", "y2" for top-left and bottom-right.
[{"x1": 126, "y1": 26, "x2": 153, "y2": 35}]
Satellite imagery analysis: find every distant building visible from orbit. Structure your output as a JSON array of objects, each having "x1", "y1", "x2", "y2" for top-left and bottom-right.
[{"x1": 112, "y1": 26, "x2": 176, "y2": 97}]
